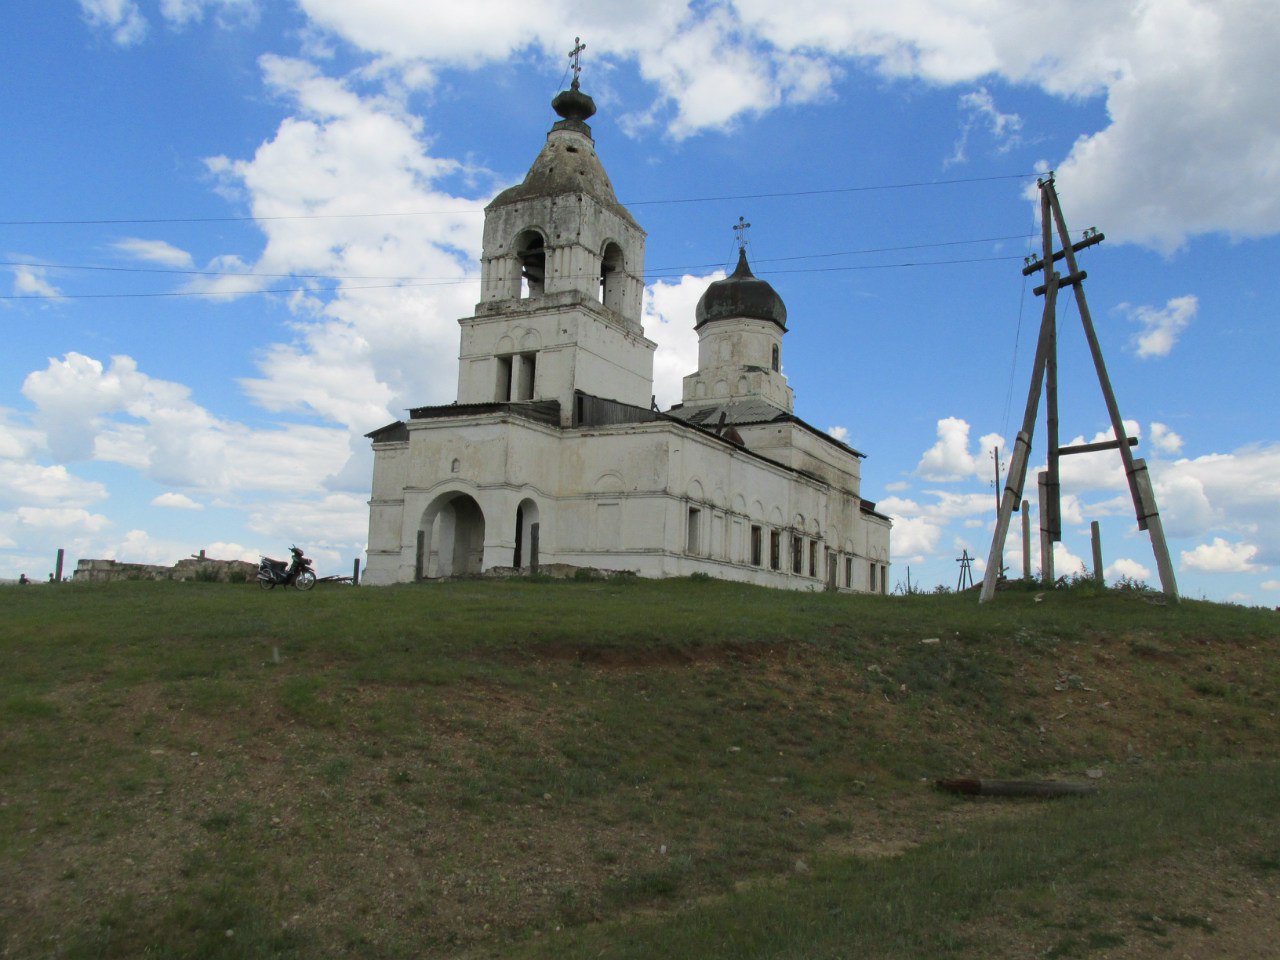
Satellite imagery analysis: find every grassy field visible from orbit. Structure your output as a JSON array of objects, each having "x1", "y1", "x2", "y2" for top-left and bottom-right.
[{"x1": 1, "y1": 576, "x2": 1277, "y2": 958}]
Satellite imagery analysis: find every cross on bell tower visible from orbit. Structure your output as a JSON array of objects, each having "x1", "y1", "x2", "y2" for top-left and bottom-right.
[
  {"x1": 568, "y1": 37, "x2": 586, "y2": 88},
  {"x1": 733, "y1": 216, "x2": 751, "y2": 251}
]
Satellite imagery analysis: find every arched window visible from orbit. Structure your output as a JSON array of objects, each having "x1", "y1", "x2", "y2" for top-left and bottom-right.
[
  {"x1": 599, "y1": 242, "x2": 624, "y2": 312},
  {"x1": 771, "y1": 343, "x2": 780, "y2": 372},
  {"x1": 515, "y1": 230, "x2": 546, "y2": 298}
]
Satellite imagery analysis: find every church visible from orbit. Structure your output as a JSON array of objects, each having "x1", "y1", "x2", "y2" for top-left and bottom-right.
[{"x1": 363, "y1": 72, "x2": 891, "y2": 592}]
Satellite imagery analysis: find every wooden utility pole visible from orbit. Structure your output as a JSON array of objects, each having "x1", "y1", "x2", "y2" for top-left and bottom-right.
[
  {"x1": 991, "y1": 448, "x2": 1004, "y2": 580},
  {"x1": 979, "y1": 175, "x2": 1178, "y2": 603}
]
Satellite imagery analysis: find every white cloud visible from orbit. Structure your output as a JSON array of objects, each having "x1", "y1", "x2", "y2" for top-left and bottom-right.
[
  {"x1": 206, "y1": 55, "x2": 484, "y2": 429},
  {"x1": 1159, "y1": 443, "x2": 1280, "y2": 563},
  {"x1": 79, "y1": 0, "x2": 147, "y2": 45},
  {"x1": 203, "y1": 541, "x2": 259, "y2": 563},
  {"x1": 0, "y1": 458, "x2": 108, "y2": 509},
  {"x1": 1106, "y1": 557, "x2": 1152, "y2": 583},
  {"x1": 84, "y1": 2, "x2": 1280, "y2": 250},
  {"x1": 16, "y1": 506, "x2": 113, "y2": 533},
  {"x1": 915, "y1": 417, "x2": 1004, "y2": 482},
  {"x1": 74, "y1": 1, "x2": 1268, "y2": 258},
  {"x1": 1052, "y1": 542, "x2": 1088, "y2": 578},
  {"x1": 885, "y1": 514, "x2": 941, "y2": 563},
  {"x1": 827, "y1": 426, "x2": 850, "y2": 443},
  {"x1": 12, "y1": 265, "x2": 64, "y2": 301},
  {"x1": 159, "y1": 0, "x2": 257, "y2": 29},
  {"x1": 1149, "y1": 422, "x2": 1183, "y2": 455},
  {"x1": 1154, "y1": 471, "x2": 1214, "y2": 539},
  {"x1": 114, "y1": 238, "x2": 195, "y2": 268},
  {"x1": 949, "y1": 86, "x2": 1022, "y2": 165},
  {"x1": 643, "y1": 272, "x2": 716, "y2": 409},
  {"x1": 21, "y1": 352, "x2": 351, "y2": 494},
  {"x1": 152, "y1": 492, "x2": 204, "y2": 510},
  {"x1": 1119, "y1": 295, "x2": 1197, "y2": 358},
  {"x1": 1261, "y1": 580, "x2": 1280, "y2": 592},
  {"x1": 1181, "y1": 537, "x2": 1261, "y2": 573}
]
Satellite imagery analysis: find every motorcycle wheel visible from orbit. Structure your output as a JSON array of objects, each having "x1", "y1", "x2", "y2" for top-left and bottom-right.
[
  {"x1": 294, "y1": 570, "x2": 317, "y2": 591},
  {"x1": 258, "y1": 577, "x2": 275, "y2": 590}
]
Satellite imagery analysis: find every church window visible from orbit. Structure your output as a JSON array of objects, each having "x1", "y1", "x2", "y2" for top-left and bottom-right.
[
  {"x1": 686, "y1": 507, "x2": 701, "y2": 555},
  {"x1": 771, "y1": 344, "x2": 779, "y2": 372},
  {"x1": 515, "y1": 231, "x2": 546, "y2": 298},
  {"x1": 514, "y1": 352, "x2": 537, "y2": 400},
  {"x1": 808, "y1": 540, "x2": 817, "y2": 577},
  {"x1": 600, "y1": 242, "x2": 624, "y2": 312},
  {"x1": 769, "y1": 530, "x2": 781, "y2": 570},
  {"x1": 496, "y1": 356, "x2": 513, "y2": 401},
  {"x1": 450, "y1": 458, "x2": 460, "y2": 473},
  {"x1": 845, "y1": 556, "x2": 852, "y2": 588},
  {"x1": 750, "y1": 525, "x2": 763, "y2": 567},
  {"x1": 791, "y1": 534, "x2": 803, "y2": 575}
]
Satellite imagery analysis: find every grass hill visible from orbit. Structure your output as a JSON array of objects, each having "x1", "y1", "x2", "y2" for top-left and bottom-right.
[{"x1": 2, "y1": 577, "x2": 1277, "y2": 958}]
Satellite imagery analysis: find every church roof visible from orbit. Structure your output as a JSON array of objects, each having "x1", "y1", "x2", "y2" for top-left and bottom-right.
[
  {"x1": 695, "y1": 248, "x2": 787, "y2": 330},
  {"x1": 487, "y1": 82, "x2": 640, "y2": 230},
  {"x1": 666, "y1": 398, "x2": 866, "y2": 458}
]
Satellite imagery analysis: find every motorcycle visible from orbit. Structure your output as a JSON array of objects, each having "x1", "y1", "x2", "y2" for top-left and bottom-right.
[{"x1": 258, "y1": 546, "x2": 317, "y2": 591}]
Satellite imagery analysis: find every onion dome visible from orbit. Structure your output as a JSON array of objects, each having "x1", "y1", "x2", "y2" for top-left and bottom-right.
[
  {"x1": 695, "y1": 248, "x2": 787, "y2": 330},
  {"x1": 551, "y1": 79, "x2": 596, "y2": 126}
]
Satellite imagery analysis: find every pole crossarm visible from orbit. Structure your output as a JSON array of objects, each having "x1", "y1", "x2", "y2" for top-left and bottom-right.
[{"x1": 1022, "y1": 231, "x2": 1104, "y2": 275}]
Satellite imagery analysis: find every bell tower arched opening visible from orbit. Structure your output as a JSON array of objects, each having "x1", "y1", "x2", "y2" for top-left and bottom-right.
[
  {"x1": 516, "y1": 230, "x2": 546, "y2": 298},
  {"x1": 599, "y1": 241, "x2": 625, "y2": 314}
]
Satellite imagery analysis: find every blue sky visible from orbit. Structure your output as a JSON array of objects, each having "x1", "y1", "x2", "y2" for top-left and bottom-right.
[{"x1": 3, "y1": 1, "x2": 1277, "y2": 603}]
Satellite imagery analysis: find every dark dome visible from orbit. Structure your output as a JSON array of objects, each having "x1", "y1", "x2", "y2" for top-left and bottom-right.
[
  {"x1": 695, "y1": 248, "x2": 787, "y2": 330},
  {"x1": 551, "y1": 81, "x2": 596, "y2": 125}
]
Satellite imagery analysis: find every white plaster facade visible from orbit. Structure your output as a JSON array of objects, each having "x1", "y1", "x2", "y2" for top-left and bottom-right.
[{"x1": 364, "y1": 83, "x2": 891, "y2": 592}]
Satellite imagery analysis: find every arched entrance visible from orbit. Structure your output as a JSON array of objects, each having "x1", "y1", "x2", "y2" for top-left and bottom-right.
[
  {"x1": 418, "y1": 493, "x2": 486, "y2": 579},
  {"x1": 513, "y1": 498, "x2": 541, "y2": 572}
]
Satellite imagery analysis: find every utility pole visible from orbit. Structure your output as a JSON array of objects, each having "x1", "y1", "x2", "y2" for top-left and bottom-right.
[
  {"x1": 979, "y1": 174, "x2": 1178, "y2": 603},
  {"x1": 991, "y1": 447, "x2": 1003, "y2": 581}
]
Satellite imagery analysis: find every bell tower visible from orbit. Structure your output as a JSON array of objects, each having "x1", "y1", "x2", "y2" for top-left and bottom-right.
[{"x1": 455, "y1": 52, "x2": 654, "y2": 423}]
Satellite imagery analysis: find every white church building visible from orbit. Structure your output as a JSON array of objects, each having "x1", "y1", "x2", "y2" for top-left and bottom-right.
[{"x1": 363, "y1": 76, "x2": 891, "y2": 592}]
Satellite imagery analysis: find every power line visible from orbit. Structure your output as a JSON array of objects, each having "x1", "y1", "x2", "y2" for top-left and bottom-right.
[
  {"x1": 1, "y1": 253, "x2": 1029, "y2": 301},
  {"x1": 1, "y1": 234, "x2": 1035, "y2": 286},
  {"x1": 0, "y1": 173, "x2": 1037, "y2": 227}
]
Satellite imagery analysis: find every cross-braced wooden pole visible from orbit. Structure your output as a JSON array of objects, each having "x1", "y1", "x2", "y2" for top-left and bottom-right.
[{"x1": 980, "y1": 175, "x2": 1178, "y2": 602}]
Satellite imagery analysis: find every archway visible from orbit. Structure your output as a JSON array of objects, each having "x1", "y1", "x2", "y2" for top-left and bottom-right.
[
  {"x1": 515, "y1": 230, "x2": 546, "y2": 298},
  {"x1": 418, "y1": 493, "x2": 487, "y2": 579},
  {"x1": 599, "y1": 241, "x2": 624, "y2": 312},
  {"x1": 513, "y1": 498, "x2": 541, "y2": 571}
]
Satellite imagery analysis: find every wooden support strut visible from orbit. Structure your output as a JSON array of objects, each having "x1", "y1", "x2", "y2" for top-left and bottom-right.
[
  {"x1": 1034, "y1": 270, "x2": 1086, "y2": 297},
  {"x1": 1059, "y1": 437, "x2": 1138, "y2": 456}
]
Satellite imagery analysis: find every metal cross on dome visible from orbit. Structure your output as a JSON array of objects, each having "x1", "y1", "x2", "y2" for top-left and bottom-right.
[
  {"x1": 733, "y1": 216, "x2": 751, "y2": 251},
  {"x1": 569, "y1": 37, "x2": 586, "y2": 86}
]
